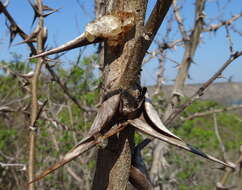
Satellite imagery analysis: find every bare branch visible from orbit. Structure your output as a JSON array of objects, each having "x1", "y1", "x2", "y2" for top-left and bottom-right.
[
  {"x1": 29, "y1": 100, "x2": 48, "y2": 131},
  {"x1": 0, "y1": 62, "x2": 33, "y2": 82},
  {"x1": 213, "y1": 113, "x2": 227, "y2": 161},
  {"x1": 66, "y1": 166, "x2": 83, "y2": 185},
  {"x1": 231, "y1": 25, "x2": 242, "y2": 36},
  {"x1": 216, "y1": 146, "x2": 242, "y2": 190},
  {"x1": 142, "y1": 50, "x2": 158, "y2": 64},
  {"x1": 0, "y1": 2, "x2": 36, "y2": 53},
  {"x1": 28, "y1": 1, "x2": 46, "y2": 189},
  {"x1": 164, "y1": 51, "x2": 242, "y2": 126},
  {"x1": 182, "y1": 104, "x2": 242, "y2": 121},
  {"x1": 204, "y1": 12, "x2": 242, "y2": 32},
  {"x1": 225, "y1": 25, "x2": 234, "y2": 55},
  {"x1": 45, "y1": 63, "x2": 97, "y2": 112},
  {"x1": 0, "y1": 162, "x2": 26, "y2": 171},
  {"x1": 172, "y1": 0, "x2": 188, "y2": 39},
  {"x1": 15, "y1": 26, "x2": 41, "y2": 45},
  {"x1": 216, "y1": 182, "x2": 236, "y2": 190},
  {"x1": 27, "y1": 0, "x2": 59, "y2": 26},
  {"x1": 0, "y1": 0, "x2": 9, "y2": 8}
]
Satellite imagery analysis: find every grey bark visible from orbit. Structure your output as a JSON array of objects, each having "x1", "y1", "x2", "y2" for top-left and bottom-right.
[{"x1": 92, "y1": 0, "x2": 148, "y2": 189}]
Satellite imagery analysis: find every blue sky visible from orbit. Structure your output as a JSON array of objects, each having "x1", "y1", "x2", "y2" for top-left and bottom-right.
[{"x1": 0, "y1": 0, "x2": 241, "y2": 85}]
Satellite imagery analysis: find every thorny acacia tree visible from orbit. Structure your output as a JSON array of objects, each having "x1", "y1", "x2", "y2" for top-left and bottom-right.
[{"x1": 0, "y1": 0, "x2": 242, "y2": 190}]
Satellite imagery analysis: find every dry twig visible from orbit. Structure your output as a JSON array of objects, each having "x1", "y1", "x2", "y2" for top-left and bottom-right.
[{"x1": 182, "y1": 104, "x2": 242, "y2": 121}]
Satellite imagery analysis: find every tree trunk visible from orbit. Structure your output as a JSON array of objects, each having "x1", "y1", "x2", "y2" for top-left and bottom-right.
[{"x1": 92, "y1": 0, "x2": 147, "y2": 189}]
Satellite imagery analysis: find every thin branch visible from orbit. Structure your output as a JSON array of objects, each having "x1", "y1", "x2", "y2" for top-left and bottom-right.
[
  {"x1": 29, "y1": 100, "x2": 48, "y2": 130},
  {"x1": 66, "y1": 166, "x2": 83, "y2": 185},
  {"x1": 231, "y1": 25, "x2": 242, "y2": 36},
  {"x1": 172, "y1": 0, "x2": 188, "y2": 39},
  {"x1": 0, "y1": 62, "x2": 32, "y2": 94},
  {"x1": 1, "y1": 105, "x2": 75, "y2": 132},
  {"x1": 182, "y1": 104, "x2": 242, "y2": 121},
  {"x1": 225, "y1": 25, "x2": 234, "y2": 55},
  {"x1": 204, "y1": 12, "x2": 242, "y2": 32},
  {"x1": 0, "y1": 63, "x2": 34, "y2": 79},
  {"x1": 154, "y1": 39, "x2": 183, "y2": 92},
  {"x1": 164, "y1": 51, "x2": 242, "y2": 126},
  {"x1": 213, "y1": 113, "x2": 227, "y2": 161},
  {"x1": 0, "y1": 162, "x2": 26, "y2": 170},
  {"x1": 216, "y1": 146, "x2": 242, "y2": 190},
  {"x1": 28, "y1": 1, "x2": 45, "y2": 189},
  {"x1": 0, "y1": 2, "x2": 36, "y2": 54},
  {"x1": 45, "y1": 63, "x2": 97, "y2": 112}
]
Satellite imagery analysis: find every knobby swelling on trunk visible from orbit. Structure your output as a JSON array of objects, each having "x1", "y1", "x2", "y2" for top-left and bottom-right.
[{"x1": 26, "y1": 0, "x2": 236, "y2": 189}]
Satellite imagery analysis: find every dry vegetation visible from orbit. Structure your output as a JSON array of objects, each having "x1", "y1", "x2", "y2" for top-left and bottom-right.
[{"x1": 0, "y1": 0, "x2": 242, "y2": 189}]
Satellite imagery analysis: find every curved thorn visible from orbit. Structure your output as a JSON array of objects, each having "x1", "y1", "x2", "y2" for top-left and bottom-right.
[
  {"x1": 129, "y1": 118, "x2": 235, "y2": 169},
  {"x1": 144, "y1": 92, "x2": 181, "y2": 140}
]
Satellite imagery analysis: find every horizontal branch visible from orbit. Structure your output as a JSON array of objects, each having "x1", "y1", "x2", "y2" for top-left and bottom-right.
[
  {"x1": 203, "y1": 12, "x2": 242, "y2": 32},
  {"x1": 0, "y1": 162, "x2": 26, "y2": 170},
  {"x1": 182, "y1": 104, "x2": 242, "y2": 121}
]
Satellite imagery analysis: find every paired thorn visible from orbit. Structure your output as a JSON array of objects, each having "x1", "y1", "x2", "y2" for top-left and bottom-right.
[
  {"x1": 27, "y1": 0, "x2": 59, "y2": 26},
  {"x1": 27, "y1": 91, "x2": 235, "y2": 185},
  {"x1": 15, "y1": 26, "x2": 41, "y2": 45}
]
